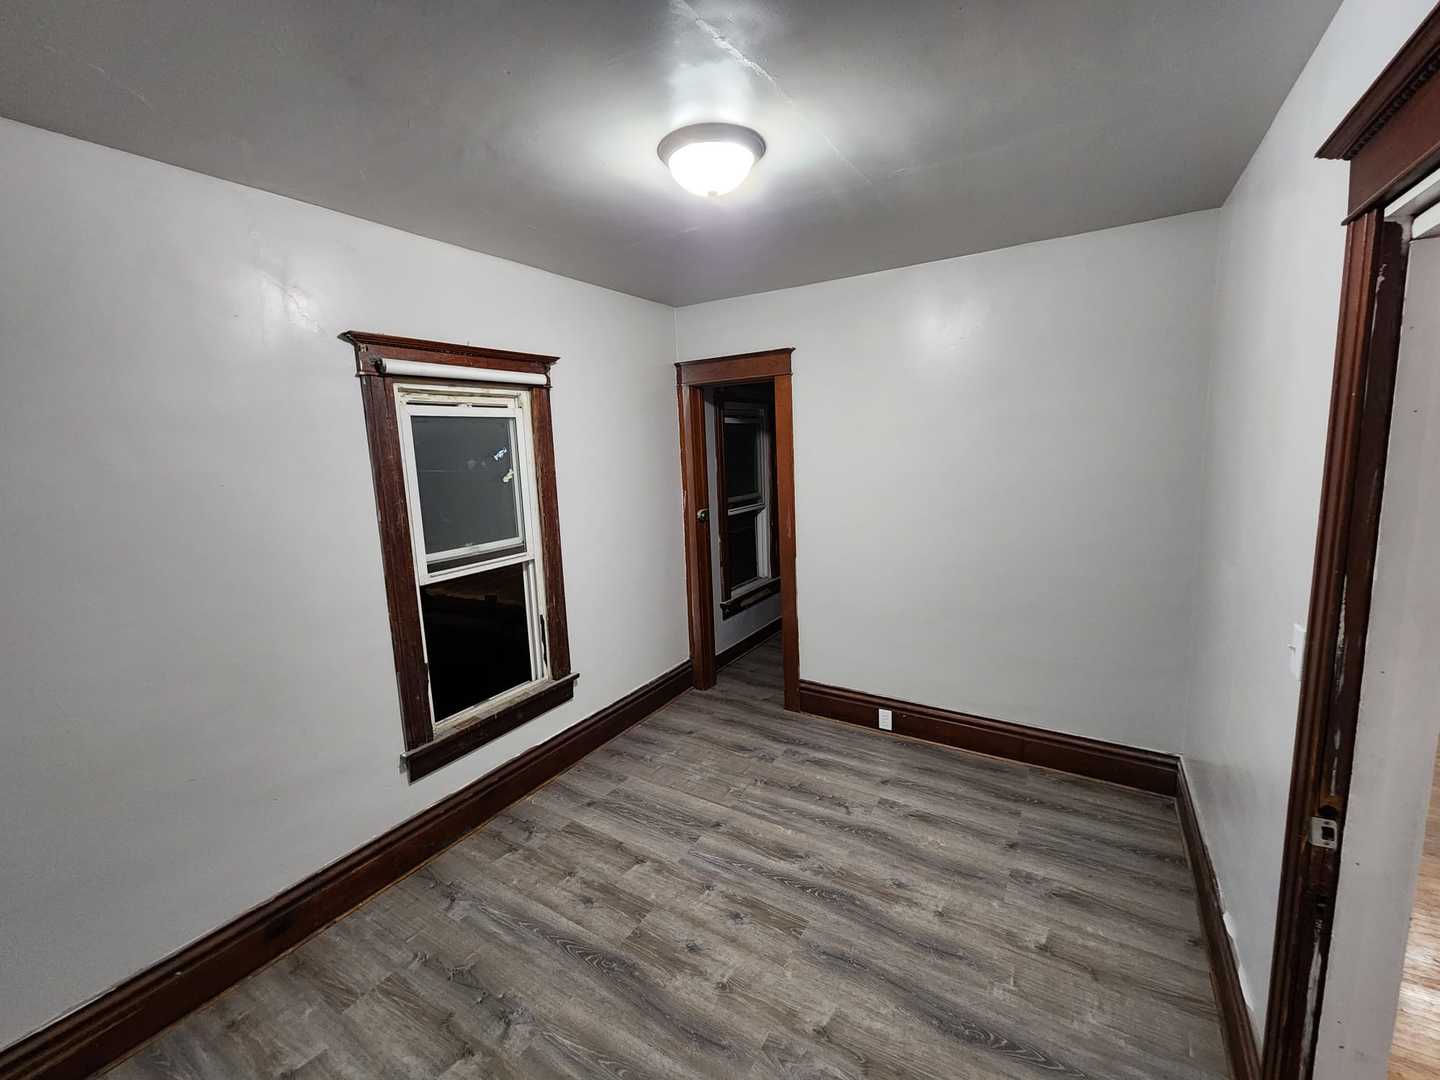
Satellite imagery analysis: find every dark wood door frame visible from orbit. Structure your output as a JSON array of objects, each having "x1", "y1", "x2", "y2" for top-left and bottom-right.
[
  {"x1": 675, "y1": 348, "x2": 799, "y2": 709},
  {"x1": 1266, "y1": 9, "x2": 1440, "y2": 1078}
]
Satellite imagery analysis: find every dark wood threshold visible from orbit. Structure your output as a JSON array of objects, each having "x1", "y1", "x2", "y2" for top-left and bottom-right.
[
  {"x1": 797, "y1": 679, "x2": 1179, "y2": 795},
  {"x1": 716, "y1": 618, "x2": 781, "y2": 670},
  {"x1": 404, "y1": 673, "x2": 579, "y2": 782},
  {"x1": 1176, "y1": 761, "x2": 1262, "y2": 1080},
  {"x1": 720, "y1": 578, "x2": 780, "y2": 618},
  {"x1": 0, "y1": 661, "x2": 692, "y2": 1080}
]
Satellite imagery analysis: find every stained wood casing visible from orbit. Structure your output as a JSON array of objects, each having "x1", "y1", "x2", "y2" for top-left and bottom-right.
[
  {"x1": 1177, "y1": 763, "x2": 1263, "y2": 1080},
  {"x1": 1318, "y1": 5, "x2": 1440, "y2": 218},
  {"x1": 1260, "y1": 11, "x2": 1440, "y2": 1070},
  {"x1": 673, "y1": 348, "x2": 798, "y2": 707},
  {"x1": 344, "y1": 331, "x2": 574, "y2": 781}
]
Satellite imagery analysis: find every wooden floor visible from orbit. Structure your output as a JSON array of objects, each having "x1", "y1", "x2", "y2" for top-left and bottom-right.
[
  {"x1": 1389, "y1": 753, "x2": 1440, "y2": 1080},
  {"x1": 105, "y1": 639, "x2": 1229, "y2": 1080}
]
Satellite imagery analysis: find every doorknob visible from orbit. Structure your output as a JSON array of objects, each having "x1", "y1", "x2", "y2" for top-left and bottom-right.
[{"x1": 697, "y1": 508, "x2": 710, "y2": 522}]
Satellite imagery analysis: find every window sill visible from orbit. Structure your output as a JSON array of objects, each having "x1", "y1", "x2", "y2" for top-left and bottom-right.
[
  {"x1": 721, "y1": 577, "x2": 780, "y2": 619},
  {"x1": 403, "y1": 673, "x2": 579, "y2": 782}
]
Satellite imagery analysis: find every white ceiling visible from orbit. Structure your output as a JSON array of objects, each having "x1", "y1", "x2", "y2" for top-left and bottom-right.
[{"x1": 0, "y1": 1, "x2": 1340, "y2": 306}]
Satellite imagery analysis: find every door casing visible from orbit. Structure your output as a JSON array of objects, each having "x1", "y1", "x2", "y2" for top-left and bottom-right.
[
  {"x1": 675, "y1": 348, "x2": 799, "y2": 707},
  {"x1": 1267, "y1": 9, "x2": 1440, "y2": 1077}
]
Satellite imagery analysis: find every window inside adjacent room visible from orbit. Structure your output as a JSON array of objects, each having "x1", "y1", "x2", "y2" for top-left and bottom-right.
[{"x1": 718, "y1": 397, "x2": 776, "y2": 609}]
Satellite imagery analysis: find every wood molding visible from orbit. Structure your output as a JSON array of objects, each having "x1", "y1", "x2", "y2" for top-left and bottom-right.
[
  {"x1": 529, "y1": 386, "x2": 572, "y2": 678},
  {"x1": 675, "y1": 347, "x2": 793, "y2": 387},
  {"x1": 403, "y1": 673, "x2": 579, "y2": 782},
  {"x1": 796, "y1": 679, "x2": 1178, "y2": 796},
  {"x1": 343, "y1": 331, "x2": 559, "y2": 375},
  {"x1": 1176, "y1": 762, "x2": 1263, "y2": 1080},
  {"x1": 773, "y1": 374, "x2": 800, "y2": 712},
  {"x1": 1262, "y1": 213, "x2": 1409, "y2": 1078},
  {"x1": 0, "y1": 662, "x2": 693, "y2": 1080},
  {"x1": 715, "y1": 618, "x2": 782, "y2": 670},
  {"x1": 1318, "y1": 3, "x2": 1440, "y2": 216},
  {"x1": 676, "y1": 383, "x2": 717, "y2": 689},
  {"x1": 356, "y1": 366, "x2": 433, "y2": 752}
]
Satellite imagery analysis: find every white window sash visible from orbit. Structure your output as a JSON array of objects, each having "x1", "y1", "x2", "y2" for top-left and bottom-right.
[
  {"x1": 393, "y1": 381, "x2": 551, "y2": 728},
  {"x1": 398, "y1": 392, "x2": 531, "y2": 582}
]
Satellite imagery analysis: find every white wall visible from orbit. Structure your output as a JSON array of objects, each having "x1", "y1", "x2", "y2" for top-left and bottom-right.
[
  {"x1": 703, "y1": 391, "x2": 782, "y2": 654},
  {"x1": 1314, "y1": 237, "x2": 1440, "y2": 1079},
  {"x1": 676, "y1": 211, "x2": 1218, "y2": 751},
  {"x1": 1184, "y1": 0, "x2": 1439, "y2": 1044},
  {"x1": 0, "y1": 117, "x2": 687, "y2": 1048}
]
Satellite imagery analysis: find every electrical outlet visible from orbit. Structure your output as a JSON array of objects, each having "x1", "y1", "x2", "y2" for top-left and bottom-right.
[{"x1": 878, "y1": 708, "x2": 893, "y2": 731}]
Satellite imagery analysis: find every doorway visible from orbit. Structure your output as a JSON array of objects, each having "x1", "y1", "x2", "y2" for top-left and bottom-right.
[
  {"x1": 1264, "y1": 11, "x2": 1440, "y2": 1075},
  {"x1": 1315, "y1": 230, "x2": 1440, "y2": 1080},
  {"x1": 675, "y1": 348, "x2": 799, "y2": 707}
]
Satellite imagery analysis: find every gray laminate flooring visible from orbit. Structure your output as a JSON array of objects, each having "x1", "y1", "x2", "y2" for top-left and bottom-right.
[{"x1": 105, "y1": 639, "x2": 1230, "y2": 1079}]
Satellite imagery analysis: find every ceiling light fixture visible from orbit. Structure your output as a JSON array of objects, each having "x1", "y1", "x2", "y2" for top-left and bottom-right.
[{"x1": 658, "y1": 123, "x2": 766, "y2": 198}]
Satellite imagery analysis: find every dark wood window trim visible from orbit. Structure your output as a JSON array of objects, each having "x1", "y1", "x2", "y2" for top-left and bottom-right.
[{"x1": 344, "y1": 331, "x2": 574, "y2": 782}]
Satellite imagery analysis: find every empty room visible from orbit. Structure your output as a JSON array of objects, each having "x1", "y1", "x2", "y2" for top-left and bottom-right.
[{"x1": 5, "y1": 2, "x2": 1440, "y2": 1078}]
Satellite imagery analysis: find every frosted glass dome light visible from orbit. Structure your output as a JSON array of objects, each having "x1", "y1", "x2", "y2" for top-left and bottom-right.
[{"x1": 658, "y1": 123, "x2": 766, "y2": 198}]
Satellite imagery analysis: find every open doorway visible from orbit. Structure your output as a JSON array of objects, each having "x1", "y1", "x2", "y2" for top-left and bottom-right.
[
  {"x1": 675, "y1": 348, "x2": 798, "y2": 707},
  {"x1": 707, "y1": 382, "x2": 782, "y2": 655}
]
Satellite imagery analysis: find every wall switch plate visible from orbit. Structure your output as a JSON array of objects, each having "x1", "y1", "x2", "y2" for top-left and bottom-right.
[
  {"x1": 878, "y1": 708, "x2": 893, "y2": 731},
  {"x1": 1289, "y1": 623, "x2": 1306, "y2": 680}
]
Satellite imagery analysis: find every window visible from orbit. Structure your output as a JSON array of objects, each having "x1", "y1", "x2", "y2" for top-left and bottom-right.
[
  {"x1": 346, "y1": 332, "x2": 574, "y2": 781},
  {"x1": 716, "y1": 395, "x2": 779, "y2": 615}
]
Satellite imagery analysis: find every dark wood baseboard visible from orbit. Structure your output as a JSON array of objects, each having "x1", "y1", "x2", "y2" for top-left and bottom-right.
[
  {"x1": 0, "y1": 661, "x2": 694, "y2": 1080},
  {"x1": 795, "y1": 679, "x2": 1179, "y2": 795},
  {"x1": 1176, "y1": 761, "x2": 1262, "y2": 1080},
  {"x1": 716, "y1": 618, "x2": 781, "y2": 670}
]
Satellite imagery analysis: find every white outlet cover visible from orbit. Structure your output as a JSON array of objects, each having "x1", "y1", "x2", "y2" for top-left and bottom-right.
[
  {"x1": 1289, "y1": 623, "x2": 1306, "y2": 680},
  {"x1": 878, "y1": 708, "x2": 893, "y2": 731}
]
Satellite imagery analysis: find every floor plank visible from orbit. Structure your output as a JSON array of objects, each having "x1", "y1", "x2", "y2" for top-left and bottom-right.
[
  {"x1": 1389, "y1": 752, "x2": 1440, "y2": 1080},
  {"x1": 103, "y1": 640, "x2": 1229, "y2": 1079}
]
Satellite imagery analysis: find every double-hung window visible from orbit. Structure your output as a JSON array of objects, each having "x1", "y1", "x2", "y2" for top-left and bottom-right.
[
  {"x1": 346, "y1": 332, "x2": 574, "y2": 781},
  {"x1": 400, "y1": 386, "x2": 547, "y2": 726}
]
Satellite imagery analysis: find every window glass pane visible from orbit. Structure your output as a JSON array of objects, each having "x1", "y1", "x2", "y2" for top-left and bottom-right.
[
  {"x1": 724, "y1": 421, "x2": 762, "y2": 506},
  {"x1": 411, "y1": 413, "x2": 523, "y2": 560},
  {"x1": 420, "y1": 562, "x2": 534, "y2": 722},
  {"x1": 727, "y1": 511, "x2": 760, "y2": 587}
]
